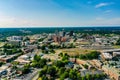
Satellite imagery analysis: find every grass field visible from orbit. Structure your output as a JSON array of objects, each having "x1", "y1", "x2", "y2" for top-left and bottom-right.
[
  {"x1": 55, "y1": 48, "x2": 95, "y2": 56},
  {"x1": 113, "y1": 45, "x2": 120, "y2": 49},
  {"x1": 78, "y1": 41, "x2": 90, "y2": 45}
]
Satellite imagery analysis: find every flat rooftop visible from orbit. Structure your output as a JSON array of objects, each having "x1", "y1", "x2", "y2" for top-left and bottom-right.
[{"x1": 102, "y1": 53, "x2": 112, "y2": 59}]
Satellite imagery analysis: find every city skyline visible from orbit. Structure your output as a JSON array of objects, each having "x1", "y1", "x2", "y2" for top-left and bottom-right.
[{"x1": 0, "y1": 0, "x2": 120, "y2": 27}]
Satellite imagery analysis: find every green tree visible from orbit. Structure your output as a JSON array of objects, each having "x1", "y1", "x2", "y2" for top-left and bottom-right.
[
  {"x1": 86, "y1": 74, "x2": 90, "y2": 80},
  {"x1": 77, "y1": 73, "x2": 81, "y2": 80},
  {"x1": 39, "y1": 70, "x2": 46, "y2": 77},
  {"x1": 0, "y1": 62, "x2": 4, "y2": 67},
  {"x1": 41, "y1": 76, "x2": 48, "y2": 80},
  {"x1": 69, "y1": 69, "x2": 77, "y2": 80},
  {"x1": 47, "y1": 66, "x2": 56, "y2": 77},
  {"x1": 54, "y1": 60, "x2": 65, "y2": 68},
  {"x1": 22, "y1": 64, "x2": 30, "y2": 74},
  {"x1": 34, "y1": 54, "x2": 41, "y2": 61},
  {"x1": 81, "y1": 76, "x2": 86, "y2": 80},
  {"x1": 58, "y1": 67, "x2": 66, "y2": 75},
  {"x1": 59, "y1": 53, "x2": 63, "y2": 57},
  {"x1": 60, "y1": 72, "x2": 69, "y2": 80},
  {"x1": 116, "y1": 38, "x2": 120, "y2": 45}
]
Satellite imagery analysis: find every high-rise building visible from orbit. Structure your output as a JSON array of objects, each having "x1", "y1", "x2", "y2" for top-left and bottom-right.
[{"x1": 69, "y1": 31, "x2": 73, "y2": 36}]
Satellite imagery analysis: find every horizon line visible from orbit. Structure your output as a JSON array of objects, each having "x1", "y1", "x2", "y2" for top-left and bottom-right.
[{"x1": 0, "y1": 25, "x2": 120, "y2": 28}]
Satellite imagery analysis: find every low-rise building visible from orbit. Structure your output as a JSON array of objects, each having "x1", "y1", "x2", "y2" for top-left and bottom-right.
[
  {"x1": 102, "y1": 65, "x2": 120, "y2": 80},
  {"x1": 92, "y1": 60, "x2": 103, "y2": 68},
  {"x1": 101, "y1": 53, "x2": 113, "y2": 60},
  {"x1": 7, "y1": 36, "x2": 23, "y2": 42},
  {"x1": 15, "y1": 53, "x2": 34, "y2": 64},
  {"x1": 0, "y1": 54, "x2": 20, "y2": 63}
]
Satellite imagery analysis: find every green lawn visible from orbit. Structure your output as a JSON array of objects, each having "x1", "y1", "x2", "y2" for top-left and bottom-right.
[{"x1": 113, "y1": 45, "x2": 120, "y2": 49}]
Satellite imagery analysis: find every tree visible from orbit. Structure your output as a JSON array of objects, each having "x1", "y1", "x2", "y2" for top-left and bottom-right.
[
  {"x1": 49, "y1": 49, "x2": 55, "y2": 54},
  {"x1": 22, "y1": 64, "x2": 30, "y2": 74},
  {"x1": 11, "y1": 61, "x2": 19, "y2": 65},
  {"x1": 41, "y1": 45, "x2": 46, "y2": 50},
  {"x1": 59, "y1": 53, "x2": 63, "y2": 57},
  {"x1": 47, "y1": 66, "x2": 56, "y2": 77},
  {"x1": 60, "y1": 72, "x2": 69, "y2": 80},
  {"x1": 32, "y1": 56, "x2": 46, "y2": 68},
  {"x1": 0, "y1": 62, "x2": 4, "y2": 67},
  {"x1": 79, "y1": 51, "x2": 100, "y2": 60},
  {"x1": 11, "y1": 61, "x2": 19, "y2": 69},
  {"x1": 23, "y1": 37, "x2": 30, "y2": 41},
  {"x1": 54, "y1": 60, "x2": 65, "y2": 68},
  {"x1": 48, "y1": 45, "x2": 54, "y2": 49},
  {"x1": 81, "y1": 76, "x2": 86, "y2": 80},
  {"x1": 39, "y1": 59, "x2": 47, "y2": 68},
  {"x1": 95, "y1": 74, "x2": 100, "y2": 79},
  {"x1": 77, "y1": 73, "x2": 81, "y2": 80},
  {"x1": 116, "y1": 38, "x2": 120, "y2": 45},
  {"x1": 86, "y1": 74, "x2": 90, "y2": 80},
  {"x1": 38, "y1": 38, "x2": 44, "y2": 42},
  {"x1": 34, "y1": 54, "x2": 41, "y2": 61},
  {"x1": 69, "y1": 69, "x2": 77, "y2": 80},
  {"x1": 39, "y1": 70, "x2": 46, "y2": 77},
  {"x1": 83, "y1": 64, "x2": 88, "y2": 69},
  {"x1": 62, "y1": 53, "x2": 69, "y2": 61},
  {"x1": 58, "y1": 67, "x2": 66, "y2": 75},
  {"x1": 41, "y1": 76, "x2": 48, "y2": 80}
]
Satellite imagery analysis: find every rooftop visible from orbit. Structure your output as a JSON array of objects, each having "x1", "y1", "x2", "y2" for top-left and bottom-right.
[{"x1": 102, "y1": 53, "x2": 112, "y2": 59}]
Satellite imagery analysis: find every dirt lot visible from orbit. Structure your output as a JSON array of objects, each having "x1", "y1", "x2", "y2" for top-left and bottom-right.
[
  {"x1": 55, "y1": 48, "x2": 95, "y2": 56},
  {"x1": 0, "y1": 42, "x2": 5, "y2": 47}
]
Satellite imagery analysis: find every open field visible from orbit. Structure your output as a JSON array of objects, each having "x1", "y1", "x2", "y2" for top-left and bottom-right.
[
  {"x1": 55, "y1": 48, "x2": 95, "y2": 56},
  {"x1": 78, "y1": 41, "x2": 90, "y2": 45},
  {"x1": 0, "y1": 42, "x2": 5, "y2": 47},
  {"x1": 113, "y1": 45, "x2": 120, "y2": 49}
]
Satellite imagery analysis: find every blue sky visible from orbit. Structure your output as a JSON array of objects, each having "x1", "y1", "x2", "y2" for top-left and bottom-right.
[{"x1": 0, "y1": 0, "x2": 120, "y2": 27}]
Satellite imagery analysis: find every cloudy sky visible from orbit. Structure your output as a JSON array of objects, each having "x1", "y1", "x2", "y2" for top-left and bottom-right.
[{"x1": 0, "y1": 0, "x2": 120, "y2": 27}]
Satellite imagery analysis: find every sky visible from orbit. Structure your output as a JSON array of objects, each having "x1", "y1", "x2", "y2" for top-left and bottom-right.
[{"x1": 0, "y1": 0, "x2": 120, "y2": 27}]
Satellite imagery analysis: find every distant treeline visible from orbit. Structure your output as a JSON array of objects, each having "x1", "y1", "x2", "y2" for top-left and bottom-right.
[{"x1": 0, "y1": 27, "x2": 120, "y2": 38}]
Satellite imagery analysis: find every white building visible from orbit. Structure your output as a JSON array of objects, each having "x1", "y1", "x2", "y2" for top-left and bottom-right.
[
  {"x1": 102, "y1": 53, "x2": 113, "y2": 59},
  {"x1": 7, "y1": 36, "x2": 23, "y2": 41}
]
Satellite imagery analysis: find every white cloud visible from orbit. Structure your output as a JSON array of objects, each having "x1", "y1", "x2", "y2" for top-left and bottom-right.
[{"x1": 95, "y1": 2, "x2": 112, "y2": 8}]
